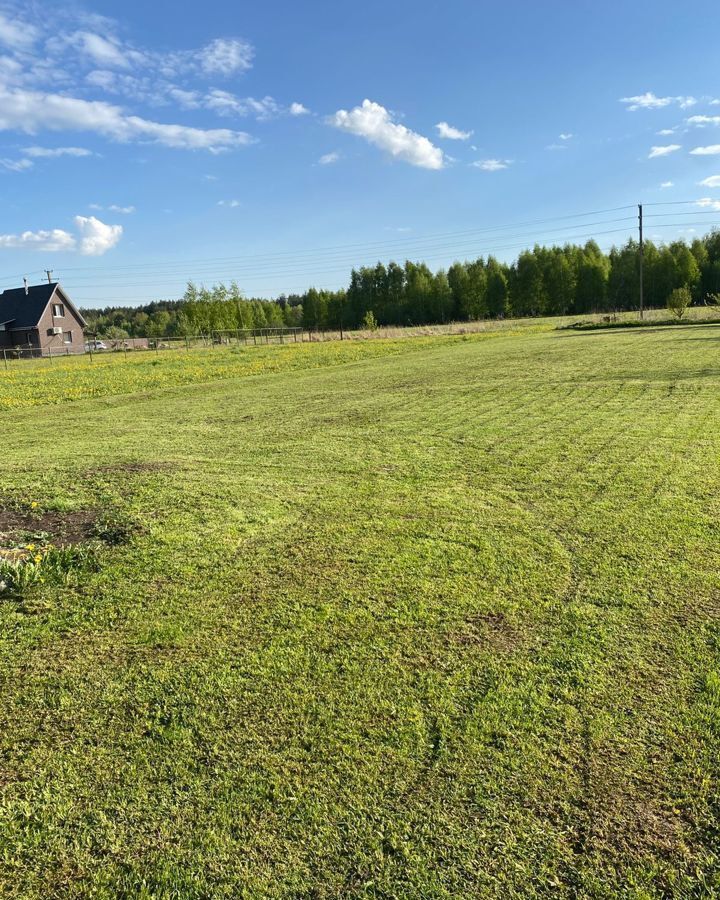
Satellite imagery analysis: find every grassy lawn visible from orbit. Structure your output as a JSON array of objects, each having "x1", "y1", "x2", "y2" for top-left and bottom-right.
[{"x1": 1, "y1": 325, "x2": 720, "y2": 897}]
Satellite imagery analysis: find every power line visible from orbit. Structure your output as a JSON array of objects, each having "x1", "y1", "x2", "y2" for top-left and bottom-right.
[
  {"x1": 60, "y1": 219, "x2": 720, "y2": 295},
  {"x1": 0, "y1": 203, "x2": 637, "y2": 283},
  {"x1": 56, "y1": 217, "x2": 640, "y2": 285}
]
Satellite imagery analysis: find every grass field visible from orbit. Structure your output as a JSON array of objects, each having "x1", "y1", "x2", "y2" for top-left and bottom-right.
[{"x1": 2, "y1": 324, "x2": 720, "y2": 898}]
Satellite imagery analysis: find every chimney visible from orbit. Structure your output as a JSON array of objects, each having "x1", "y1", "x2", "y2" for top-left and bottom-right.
[{"x1": 23, "y1": 277, "x2": 28, "y2": 296}]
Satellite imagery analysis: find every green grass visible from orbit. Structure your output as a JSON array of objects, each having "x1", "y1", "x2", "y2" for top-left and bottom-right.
[{"x1": 2, "y1": 324, "x2": 720, "y2": 898}]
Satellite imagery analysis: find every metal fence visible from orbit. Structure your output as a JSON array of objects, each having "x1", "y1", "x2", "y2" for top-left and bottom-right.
[{"x1": 0, "y1": 327, "x2": 312, "y2": 367}]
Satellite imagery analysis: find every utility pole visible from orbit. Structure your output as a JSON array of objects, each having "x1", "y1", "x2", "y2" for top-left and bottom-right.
[
  {"x1": 45, "y1": 269, "x2": 53, "y2": 284},
  {"x1": 638, "y1": 204, "x2": 644, "y2": 320}
]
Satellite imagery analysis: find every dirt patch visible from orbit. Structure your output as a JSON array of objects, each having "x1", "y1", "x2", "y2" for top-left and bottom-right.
[
  {"x1": 447, "y1": 611, "x2": 522, "y2": 652},
  {"x1": 0, "y1": 508, "x2": 98, "y2": 546}
]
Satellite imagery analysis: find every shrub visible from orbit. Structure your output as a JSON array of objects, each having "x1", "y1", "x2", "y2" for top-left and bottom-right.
[
  {"x1": 362, "y1": 310, "x2": 378, "y2": 331},
  {"x1": 0, "y1": 544, "x2": 98, "y2": 598},
  {"x1": 667, "y1": 286, "x2": 692, "y2": 320}
]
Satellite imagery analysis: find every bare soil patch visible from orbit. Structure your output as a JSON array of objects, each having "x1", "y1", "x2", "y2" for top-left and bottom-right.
[{"x1": 0, "y1": 508, "x2": 98, "y2": 547}]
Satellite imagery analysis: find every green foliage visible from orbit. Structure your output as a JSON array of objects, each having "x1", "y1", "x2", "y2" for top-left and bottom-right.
[
  {"x1": 668, "y1": 285, "x2": 692, "y2": 319},
  {"x1": 79, "y1": 230, "x2": 720, "y2": 335},
  {"x1": 362, "y1": 309, "x2": 378, "y2": 330},
  {"x1": 0, "y1": 544, "x2": 97, "y2": 597}
]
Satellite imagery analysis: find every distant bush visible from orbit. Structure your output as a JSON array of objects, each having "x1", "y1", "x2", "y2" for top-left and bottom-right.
[
  {"x1": 362, "y1": 310, "x2": 379, "y2": 331},
  {"x1": 668, "y1": 286, "x2": 692, "y2": 320}
]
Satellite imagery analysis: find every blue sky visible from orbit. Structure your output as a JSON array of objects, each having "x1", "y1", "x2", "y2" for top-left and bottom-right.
[{"x1": 1, "y1": 0, "x2": 720, "y2": 306}]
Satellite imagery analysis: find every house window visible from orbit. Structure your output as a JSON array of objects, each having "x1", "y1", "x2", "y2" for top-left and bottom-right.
[
  {"x1": 52, "y1": 303, "x2": 65, "y2": 318},
  {"x1": 63, "y1": 331, "x2": 73, "y2": 344}
]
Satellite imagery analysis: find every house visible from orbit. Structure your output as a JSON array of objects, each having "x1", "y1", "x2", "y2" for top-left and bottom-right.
[{"x1": 0, "y1": 282, "x2": 87, "y2": 355}]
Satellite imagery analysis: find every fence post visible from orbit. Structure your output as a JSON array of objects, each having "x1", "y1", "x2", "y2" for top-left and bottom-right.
[{"x1": 2, "y1": 350, "x2": 6, "y2": 370}]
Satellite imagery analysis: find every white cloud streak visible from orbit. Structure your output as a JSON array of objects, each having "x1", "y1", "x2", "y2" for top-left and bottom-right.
[
  {"x1": 0, "y1": 228, "x2": 76, "y2": 251},
  {"x1": 0, "y1": 157, "x2": 33, "y2": 171},
  {"x1": 23, "y1": 145, "x2": 92, "y2": 157},
  {"x1": 472, "y1": 158, "x2": 511, "y2": 171},
  {"x1": 0, "y1": 86, "x2": 254, "y2": 152},
  {"x1": 648, "y1": 144, "x2": 681, "y2": 158},
  {"x1": 690, "y1": 145, "x2": 720, "y2": 156},
  {"x1": 330, "y1": 99, "x2": 444, "y2": 170},
  {"x1": 699, "y1": 175, "x2": 720, "y2": 188},
  {"x1": 318, "y1": 152, "x2": 340, "y2": 165},
  {"x1": 435, "y1": 121, "x2": 472, "y2": 140},
  {"x1": 687, "y1": 115, "x2": 720, "y2": 127},
  {"x1": 620, "y1": 92, "x2": 696, "y2": 111}
]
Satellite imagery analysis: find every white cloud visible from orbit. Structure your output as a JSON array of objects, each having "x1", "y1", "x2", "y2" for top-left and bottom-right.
[
  {"x1": 204, "y1": 90, "x2": 281, "y2": 120},
  {"x1": 472, "y1": 158, "x2": 511, "y2": 171},
  {"x1": 0, "y1": 228, "x2": 76, "y2": 251},
  {"x1": 23, "y1": 146, "x2": 92, "y2": 158},
  {"x1": 546, "y1": 143, "x2": 566, "y2": 151},
  {"x1": 687, "y1": 115, "x2": 720, "y2": 127},
  {"x1": 699, "y1": 175, "x2": 720, "y2": 188},
  {"x1": 0, "y1": 86, "x2": 254, "y2": 152},
  {"x1": 436, "y1": 121, "x2": 472, "y2": 140},
  {"x1": 660, "y1": 181, "x2": 674, "y2": 188},
  {"x1": 648, "y1": 144, "x2": 681, "y2": 158},
  {"x1": 168, "y1": 87, "x2": 201, "y2": 109},
  {"x1": 0, "y1": 211, "x2": 124, "y2": 261},
  {"x1": 217, "y1": 199, "x2": 240, "y2": 207},
  {"x1": 61, "y1": 31, "x2": 137, "y2": 69},
  {"x1": 290, "y1": 102, "x2": 309, "y2": 116},
  {"x1": 0, "y1": 12, "x2": 38, "y2": 48},
  {"x1": 330, "y1": 99, "x2": 444, "y2": 170},
  {"x1": 196, "y1": 38, "x2": 254, "y2": 75},
  {"x1": 0, "y1": 157, "x2": 33, "y2": 171},
  {"x1": 108, "y1": 204, "x2": 135, "y2": 213},
  {"x1": 74, "y1": 215, "x2": 122, "y2": 255},
  {"x1": 656, "y1": 128, "x2": 677, "y2": 136},
  {"x1": 559, "y1": 133, "x2": 573, "y2": 140},
  {"x1": 620, "y1": 92, "x2": 696, "y2": 111},
  {"x1": 697, "y1": 197, "x2": 720, "y2": 211},
  {"x1": 318, "y1": 151, "x2": 339, "y2": 165},
  {"x1": 690, "y1": 145, "x2": 720, "y2": 156}
]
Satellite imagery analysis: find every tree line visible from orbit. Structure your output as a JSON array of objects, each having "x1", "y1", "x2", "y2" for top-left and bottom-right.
[{"x1": 81, "y1": 232, "x2": 720, "y2": 337}]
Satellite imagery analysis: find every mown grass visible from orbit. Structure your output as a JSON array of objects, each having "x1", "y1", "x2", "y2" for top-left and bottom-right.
[
  {"x1": 0, "y1": 334, "x2": 482, "y2": 410},
  {"x1": 1, "y1": 325, "x2": 720, "y2": 897}
]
